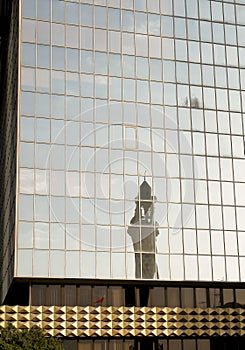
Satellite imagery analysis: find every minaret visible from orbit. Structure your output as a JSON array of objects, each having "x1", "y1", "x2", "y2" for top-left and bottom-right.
[{"x1": 127, "y1": 178, "x2": 159, "y2": 279}]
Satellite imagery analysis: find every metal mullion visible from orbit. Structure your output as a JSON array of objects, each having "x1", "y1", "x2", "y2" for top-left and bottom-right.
[{"x1": 230, "y1": 1, "x2": 243, "y2": 283}]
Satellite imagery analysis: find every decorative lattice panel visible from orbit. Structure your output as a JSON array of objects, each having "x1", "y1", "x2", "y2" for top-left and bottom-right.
[{"x1": 0, "y1": 306, "x2": 245, "y2": 337}]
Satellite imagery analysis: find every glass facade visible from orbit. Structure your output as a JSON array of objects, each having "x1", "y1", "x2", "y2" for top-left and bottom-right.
[
  {"x1": 30, "y1": 283, "x2": 245, "y2": 309},
  {"x1": 61, "y1": 338, "x2": 212, "y2": 350},
  {"x1": 17, "y1": 0, "x2": 245, "y2": 282},
  {"x1": 61, "y1": 338, "x2": 245, "y2": 350}
]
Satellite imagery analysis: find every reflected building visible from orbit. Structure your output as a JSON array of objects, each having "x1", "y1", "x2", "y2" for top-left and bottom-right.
[
  {"x1": 0, "y1": 0, "x2": 245, "y2": 349},
  {"x1": 128, "y1": 179, "x2": 159, "y2": 279}
]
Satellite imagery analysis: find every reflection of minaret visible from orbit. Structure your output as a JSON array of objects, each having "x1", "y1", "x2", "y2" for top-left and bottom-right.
[{"x1": 127, "y1": 178, "x2": 159, "y2": 279}]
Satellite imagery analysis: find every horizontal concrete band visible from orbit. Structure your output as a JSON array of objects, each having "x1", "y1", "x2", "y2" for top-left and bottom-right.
[{"x1": 0, "y1": 306, "x2": 245, "y2": 337}]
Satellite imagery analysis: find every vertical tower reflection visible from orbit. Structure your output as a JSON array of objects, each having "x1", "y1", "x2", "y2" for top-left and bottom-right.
[{"x1": 127, "y1": 179, "x2": 159, "y2": 279}]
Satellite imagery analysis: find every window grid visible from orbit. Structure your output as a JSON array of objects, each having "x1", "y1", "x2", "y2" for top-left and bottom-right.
[{"x1": 17, "y1": 0, "x2": 245, "y2": 280}]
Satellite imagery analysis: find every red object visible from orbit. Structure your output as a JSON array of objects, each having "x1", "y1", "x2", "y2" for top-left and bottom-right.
[{"x1": 94, "y1": 296, "x2": 104, "y2": 304}]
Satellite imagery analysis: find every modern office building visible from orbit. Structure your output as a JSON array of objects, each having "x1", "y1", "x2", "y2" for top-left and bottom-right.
[{"x1": 0, "y1": 0, "x2": 245, "y2": 349}]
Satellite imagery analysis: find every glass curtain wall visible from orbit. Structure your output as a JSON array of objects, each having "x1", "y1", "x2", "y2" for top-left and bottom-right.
[{"x1": 17, "y1": 0, "x2": 245, "y2": 282}]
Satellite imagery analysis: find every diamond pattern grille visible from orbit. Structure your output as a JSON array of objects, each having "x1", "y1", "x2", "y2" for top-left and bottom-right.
[{"x1": 0, "y1": 306, "x2": 244, "y2": 337}]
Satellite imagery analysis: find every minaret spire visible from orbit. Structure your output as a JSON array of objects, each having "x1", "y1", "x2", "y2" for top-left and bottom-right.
[{"x1": 127, "y1": 179, "x2": 159, "y2": 279}]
